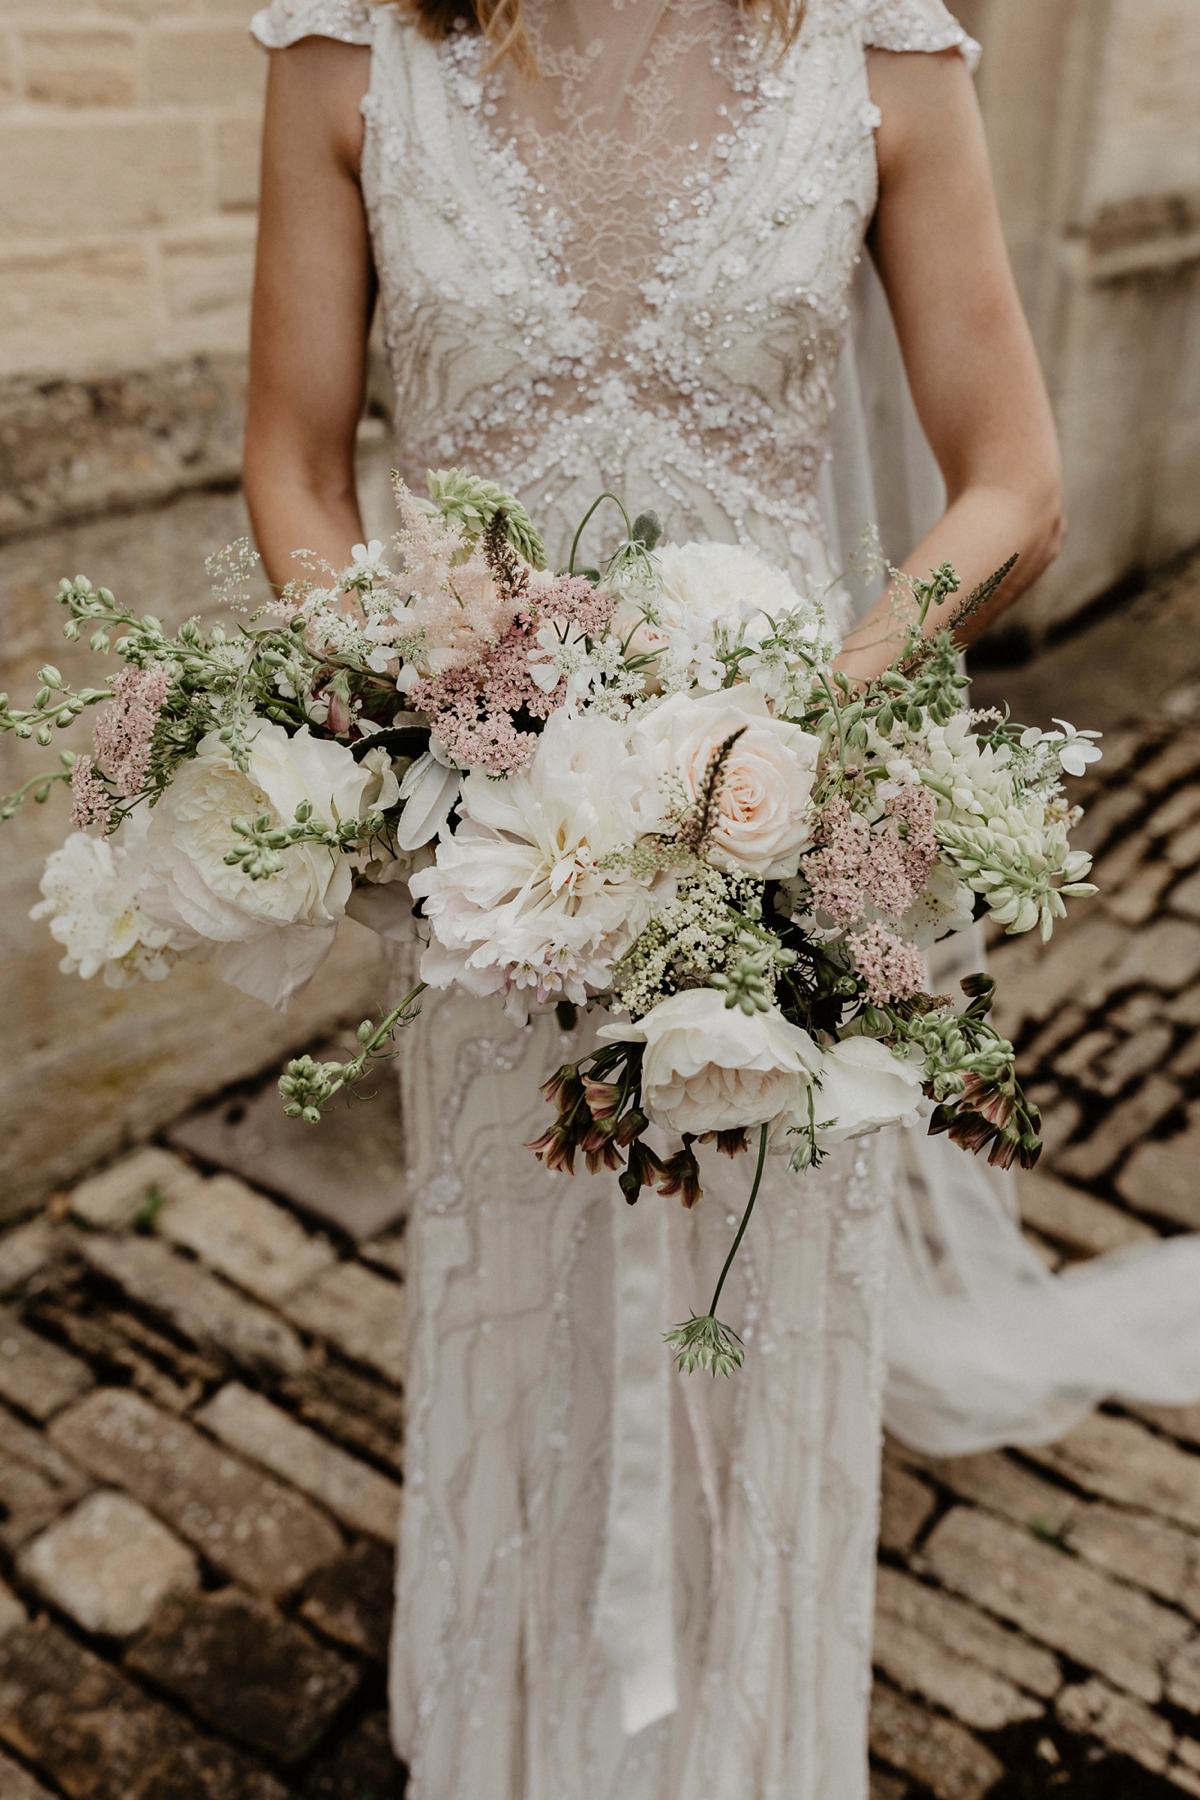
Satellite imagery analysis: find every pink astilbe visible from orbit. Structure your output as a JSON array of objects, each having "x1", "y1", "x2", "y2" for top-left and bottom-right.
[
  {"x1": 382, "y1": 482, "x2": 516, "y2": 669},
  {"x1": 850, "y1": 920, "x2": 926, "y2": 1005},
  {"x1": 806, "y1": 785, "x2": 939, "y2": 927},
  {"x1": 69, "y1": 754, "x2": 114, "y2": 832},
  {"x1": 91, "y1": 665, "x2": 170, "y2": 797}
]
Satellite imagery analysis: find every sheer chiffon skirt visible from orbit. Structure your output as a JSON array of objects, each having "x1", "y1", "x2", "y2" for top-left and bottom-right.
[{"x1": 389, "y1": 981, "x2": 896, "y2": 1800}]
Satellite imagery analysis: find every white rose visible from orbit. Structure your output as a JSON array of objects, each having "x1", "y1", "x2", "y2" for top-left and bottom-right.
[
  {"x1": 598, "y1": 987, "x2": 823, "y2": 1136},
  {"x1": 777, "y1": 1035, "x2": 927, "y2": 1151},
  {"x1": 630, "y1": 688, "x2": 821, "y2": 878},
  {"x1": 138, "y1": 721, "x2": 393, "y2": 1009}
]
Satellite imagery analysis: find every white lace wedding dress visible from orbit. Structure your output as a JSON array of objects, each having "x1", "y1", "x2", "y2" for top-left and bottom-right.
[{"x1": 242, "y1": 5, "x2": 1077, "y2": 1798}]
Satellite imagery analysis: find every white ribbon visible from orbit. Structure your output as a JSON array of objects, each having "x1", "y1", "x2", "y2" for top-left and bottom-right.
[{"x1": 594, "y1": 1183, "x2": 678, "y2": 1736}]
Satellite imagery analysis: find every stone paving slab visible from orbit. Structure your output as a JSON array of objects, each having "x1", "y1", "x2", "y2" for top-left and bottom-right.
[
  {"x1": 0, "y1": 1620, "x2": 292, "y2": 1800},
  {"x1": 167, "y1": 1057, "x2": 408, "y2": 1243},
  {"x1": 924, "y1": 1504, "x2": 1194, "y2": 1705},
  {"x1": 76, "y1": 1231, "x2": 309, "y2": 1378},
  {"x1": 0, "y1": 1308, "x2": 93, "y2": 1421},
  {"x1": 197, "y1": 1382, "x2": 401, "y2": 1541},
  {"x1": 17, "y1": 1490, "x2": 198, "y2": 1638},
  {"x1": 125, "y1": 1588, "x2": 360, "y2": 1764},
  {"x1": 49, "y1": 1389, "x2": 343, "y2": 1598},
  {"x1": 0, "y1": 1749, "x2": 60, "y2": 1800}
]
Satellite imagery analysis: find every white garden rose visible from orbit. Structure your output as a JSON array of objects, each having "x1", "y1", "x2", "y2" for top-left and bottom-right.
[
  {"x1": 775, "y1": 1035, "x2": 927, "y2": 1152},
  {"x1": 629, "y1": 688, "x2": 821, "y2": 879},
  {"x1": 138, "y1": 721, "x2": 397, "y2": 1009},
  {"x1": 599, "y1": 987, "x2": 823, "y2": 1136}
]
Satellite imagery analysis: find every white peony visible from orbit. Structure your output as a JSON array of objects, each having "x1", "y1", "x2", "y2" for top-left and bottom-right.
[
  {"x1": 775, "y1": 1035, "x2": 928, "y2": 1153},
  {"x1": 599, "y1": 987, "x2": 823, "y2": 1136},
  {"x1": 32, "y1": 816, "x2": 200, "y2": 988},
  {"x1": 655, "y1": 541, "x2": 802, "y2": 632},
  {"x1": 138, "y1": 721, "x2": 397, "y2": 1010},
  {"x1": 410, "y1": 708, "x2": 660, "y2": 1020},
  {"x1": 629, "y1": 688, "x2": 821, "y2": 879}
]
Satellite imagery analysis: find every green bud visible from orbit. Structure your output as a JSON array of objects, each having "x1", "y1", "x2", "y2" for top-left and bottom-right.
[
  {"x1": 38, "y1": 666, "x2": 62, "y2": 689},
  {"x1": 35, "y1": 688, "x2": 52, "y2": 711},
  {"x1": 35, "y1": 724, "x2": 52, "y2": 747},
  {"x1": 55, "y1": 709, "x2": 74, "y2": 728}
]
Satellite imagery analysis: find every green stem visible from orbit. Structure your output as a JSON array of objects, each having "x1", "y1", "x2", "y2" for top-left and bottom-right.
[
  {"x1": 567, "y1": 492, "x2": 633, "y2": 575},
  {"x1": 707, "y1": 1121, "x2": 769, "y2": 1319},
  {"x1": 329, "y1": 981, "x2": 427, "y2": 1103}
]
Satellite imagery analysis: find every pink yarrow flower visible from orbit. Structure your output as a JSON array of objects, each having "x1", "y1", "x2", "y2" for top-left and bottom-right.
[
  {"x1": 850, "y1": 920, "x2": 926, "y2": 1005},
  {"x1": 805, "y1": 787, "x2": 938, "y2": 928}
]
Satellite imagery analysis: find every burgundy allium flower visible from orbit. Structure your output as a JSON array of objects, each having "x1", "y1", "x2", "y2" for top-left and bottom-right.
[
  {"x1": 91, "y1": 665, "x2": 170, "y2": 798},
  {"x1": 850, "y1": 920, "x2": 926, "y2": 1005},
  {"x1": 657, "y1": 1139, "x2": 703, "y2": 1208},
  {"x1": 69, "y1": 754, "x2": 114, "y2": 832}
]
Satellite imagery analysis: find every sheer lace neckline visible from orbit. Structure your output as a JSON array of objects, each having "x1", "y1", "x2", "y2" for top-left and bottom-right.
[{"x1": 436, "y1": 0, "x2": 783, "y2": 336}]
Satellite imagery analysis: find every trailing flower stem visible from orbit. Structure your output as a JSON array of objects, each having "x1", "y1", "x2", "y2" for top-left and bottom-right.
[{"x1": 665, "y1": 1120, "x2": 770, "y2": 1376}]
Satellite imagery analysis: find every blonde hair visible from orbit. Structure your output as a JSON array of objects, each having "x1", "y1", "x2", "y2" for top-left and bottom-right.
[{"x1": 379, "y1": 0, "x2": 806, "y2": 78}]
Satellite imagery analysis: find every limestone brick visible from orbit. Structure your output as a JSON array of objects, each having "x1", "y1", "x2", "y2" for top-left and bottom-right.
[
  {"x1": 0, "y1": 244, "x2": 155, "y2": 382},
  {"x1": 0, "y1": 118, "x2": 206, "y2": 239},
  {"x1": 22, "y1": 29, "x2": 141, "y2": 108},
  {"x1": 1025, "y1": 1412, "x2": 1200, "y2": 1534},
  {"x1": 17, "y1": 1489, "x2": 199, "y2": 1637},
  {"x1": 216, "y1": 113, "x2": 260, "y2": 212},
  {"x1": 282, "y1": 1262, "x2": 406, "y2": 1385},
  {"x1": 868, "y1": 1683, "x2": 1003, "y2": 1800},
  {"x1": 197, "y1": 1383, "x2": 402, "y2": 1540},
  {"x1": 161, "y1": 225, "x2": 256, "y2": 348},
  {"x1": 145, "y1": 23, "x2": 265, "y2": 108},
  {"x1": 0, "y1": 33, "x2": 19, "y2": 109}
]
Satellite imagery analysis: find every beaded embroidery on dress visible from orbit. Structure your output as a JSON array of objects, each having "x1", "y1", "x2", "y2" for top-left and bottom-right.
[{"x1": 249, "y1": 4, "x2": 979, "y2": 1795}]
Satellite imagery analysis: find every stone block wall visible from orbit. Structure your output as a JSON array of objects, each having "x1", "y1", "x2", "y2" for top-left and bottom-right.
[
  {"x1": 0, "y1": 1, "x2": 264, "y2": 536},
  {"x1": 954, "y1": 0, "x2": 1200, "y2": 637}
]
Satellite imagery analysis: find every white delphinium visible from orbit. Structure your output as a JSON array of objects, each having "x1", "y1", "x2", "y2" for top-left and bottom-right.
[
  {"x1": 32, "y1": 816, "x2": 197, "y2": 988},
  {"x1": 1019, "y1": 719, "x2": 1103, "y2": 780},
  {"x1": 410, "y1": 709, "x2": 662, "y2": 1020}
]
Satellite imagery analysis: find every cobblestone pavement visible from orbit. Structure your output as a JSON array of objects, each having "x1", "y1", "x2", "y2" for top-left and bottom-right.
[{"x1": 6, "y1": 581, "x2": 1200, "y2": 1798}]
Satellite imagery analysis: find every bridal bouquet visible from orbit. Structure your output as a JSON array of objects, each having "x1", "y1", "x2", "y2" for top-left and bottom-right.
[{"x1": 4, "y1": 470, "x2": 1100, "y2": 1373}]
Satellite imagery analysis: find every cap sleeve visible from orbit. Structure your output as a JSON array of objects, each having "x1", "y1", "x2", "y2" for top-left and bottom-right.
[
  {"x1": 250, "y1": 0, "x2": 375, "y2": 49},
  {"x1": 861, "y1": 0, "x2": 981, "y2": 72}
]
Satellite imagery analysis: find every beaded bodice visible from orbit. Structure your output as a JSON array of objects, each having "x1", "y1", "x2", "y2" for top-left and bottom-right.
[{"x1": 251, "y1": 0, "x2": 977, "y2": 574}]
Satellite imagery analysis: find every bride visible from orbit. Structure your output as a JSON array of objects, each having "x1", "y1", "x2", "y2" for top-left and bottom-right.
[{"x1": 244, "y1": 0, "x2": 1064, "y2": 1794}]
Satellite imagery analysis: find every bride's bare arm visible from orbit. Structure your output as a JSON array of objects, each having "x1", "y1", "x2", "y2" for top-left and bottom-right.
[
  {"x1": 242, "y1": 39, "x2": 373, "y2": 591},
  {"x1": 837, "y1": 48, "x2": 1065, "y2": 681}
]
